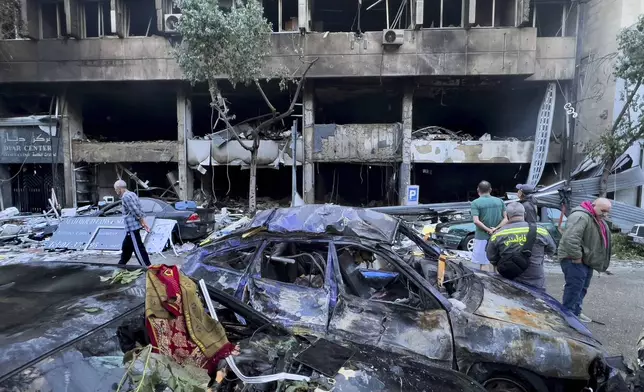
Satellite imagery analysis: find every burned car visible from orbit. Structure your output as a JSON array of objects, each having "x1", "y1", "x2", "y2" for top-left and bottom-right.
[
  {"x1": 185, "y1": 204, "x2": 618, "y2": 392},
  {"x1": 0, "y1": 261, "x2": 486, "y2": 392}
]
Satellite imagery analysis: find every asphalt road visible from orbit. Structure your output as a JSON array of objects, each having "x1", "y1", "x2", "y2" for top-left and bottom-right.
[{"x1": 542, "y1": 262, "x2": 644, "y2": 363}]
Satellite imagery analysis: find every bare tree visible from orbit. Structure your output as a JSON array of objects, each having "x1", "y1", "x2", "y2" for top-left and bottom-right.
[{"x1": 174, "y1": 0, "x2": 317, "y2": 213}]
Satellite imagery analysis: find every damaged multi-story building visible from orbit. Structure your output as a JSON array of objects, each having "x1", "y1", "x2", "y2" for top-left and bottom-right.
[{"x1": 0, "y1": 0, "x2": 586, "y2": 211}]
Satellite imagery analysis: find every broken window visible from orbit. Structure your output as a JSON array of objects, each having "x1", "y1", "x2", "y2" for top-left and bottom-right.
[
  {"x1": 309, "y1": 0, "x2": 411, "y2": 33},
  {"x1": 335, "y1": 245, "x2": 425, "y2": 309},
  {"x1": 260, "y1": 242, "x2": 328, "y2": 289},
  {"x1": 263, "y1": 0, "x2": 298, "y2": 32},
  {"x1": 125, "y1": 0, "x2": 156, "y2": 36},
  {"x1": 203, "y1": 246, "x2": 258, "y2": 272},
  {"x1": 422, "y1": 0, "x2": 463, "y2": 28},
  {"x1": 81, "y1": 84, "x2": 178, "y2": 141},
  {"x1": 317, "y1": 163, "x2": 398, "y2": 207},
  {"x1": 81, "y1": 0, "x2": 110, "y2": 37},
  {"x1": 473, "y1": 0, "x2": 515, "y2": 27},
  {"x1": 1, "y1": 0, "x2": 21, "y2": 38},
  {"x1": 532, "y1": 0, "x2": 576, "y2": 37},
  {"x1": 40, "y1": 1, "x2": 67, "y2": 38}
]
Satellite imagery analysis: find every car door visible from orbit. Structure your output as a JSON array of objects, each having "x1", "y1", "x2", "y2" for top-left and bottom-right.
[
  {"x1": 328, "y1": 241, "x2": 454, "y2": 369},
  {"x1": 246, "y1": 240, "x2": 332, "y2": 335}
]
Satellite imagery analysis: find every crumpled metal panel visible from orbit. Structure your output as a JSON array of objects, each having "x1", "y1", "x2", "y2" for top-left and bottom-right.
[
  {"x1": 328, "y1": 296, "x2": 453, "y2": 368},
  {"x1": 473, "y1": 274, "x2": 594, "y2": 341},
  {"x1": 451, "y1": 308, "x2": 604, "y2": 380},
  {"x1": 570, "y1": 167, "x2": 644, "y2": 195},
  {"x1": 250, "y1": 205, "x2": 401, "y2": 244},
  {"x1": 536, "y1": 193, "x2": 644, "y2": 232}
]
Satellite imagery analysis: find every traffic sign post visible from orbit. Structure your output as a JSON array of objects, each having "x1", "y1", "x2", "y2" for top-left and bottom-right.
[{"x1": 406, "y1": 185, "x2": 419, "y2": 206}]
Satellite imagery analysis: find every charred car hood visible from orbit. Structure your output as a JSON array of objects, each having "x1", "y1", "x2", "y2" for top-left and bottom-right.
[{"x1": 473, "y1": 272, "x2": 599, "y2": 346}]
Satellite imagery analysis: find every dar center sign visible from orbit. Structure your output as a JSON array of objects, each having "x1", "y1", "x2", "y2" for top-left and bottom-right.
[{"x1": 0, "y1": 127, "x2": 62, "y2": 164}]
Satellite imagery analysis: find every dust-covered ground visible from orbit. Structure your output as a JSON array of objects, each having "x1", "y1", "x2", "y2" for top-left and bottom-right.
[{"x1": 543, "y1": 262, "x2": 644, "y2": 363}]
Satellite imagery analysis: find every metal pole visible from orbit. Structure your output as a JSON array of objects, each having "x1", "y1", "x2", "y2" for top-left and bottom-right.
[{"x1": 291, "y1": 121, "x2": 297, "y2": 206}]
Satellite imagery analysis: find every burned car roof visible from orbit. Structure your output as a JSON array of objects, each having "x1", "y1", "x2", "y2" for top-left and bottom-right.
[
  {"x1": 0, "y1": 261, "x2": 487, "y2": 392},
  {"x1": 250, "y1": 204, "x2": 401, "y2": 244}
]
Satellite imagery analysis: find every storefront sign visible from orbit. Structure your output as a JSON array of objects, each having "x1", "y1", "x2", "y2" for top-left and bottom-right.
[{"x1": 0, "y1": 126, "x2": 62, "y2": 164}]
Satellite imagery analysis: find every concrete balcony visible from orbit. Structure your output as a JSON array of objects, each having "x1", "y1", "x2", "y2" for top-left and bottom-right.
[
  {"x1": 411, "y1": 140, "x2": 562, "y2": 164},
  {"x1": 72, "y1": 141, "x2": 179, "y2": 163},
  {"x1": 0, "y1": 29, "x2": 575, "y2": 83}
]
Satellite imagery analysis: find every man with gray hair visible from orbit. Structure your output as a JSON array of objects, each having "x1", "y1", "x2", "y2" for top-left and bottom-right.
[
  {"x1": 114, "y1": 179, "x2": 151, "y2": 266},
  {"x1": 486, "y1": 202, "x2": 556, "y2": 290}
]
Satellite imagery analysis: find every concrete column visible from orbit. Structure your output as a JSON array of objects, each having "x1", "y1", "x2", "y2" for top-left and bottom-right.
[
  {"x1": 177, "y1": 86, "x2": 194, "y2": 201},
  {"x1": 399, "y1": 84, "x2": 414, "y2": 205},
  {"x1": 303, "y1": 81, "x2": 315, "y2": 204},
  {"x1": 60, "y1": 92, "x2": 84, "y2": 207}
]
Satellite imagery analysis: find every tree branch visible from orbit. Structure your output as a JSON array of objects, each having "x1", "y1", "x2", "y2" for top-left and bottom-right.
[
  {"x1": 255, "y1": 57, "x2": 319, "y2": 132},
  {"x1": 208, "y1": 78, "x2": 254, "y2": 152},
  {"x1": 255, "y1": 81, "x2": 277, "y2": 113},
  {"x1": 610, "y1": 78, "x2": 643, "y2": 134}
]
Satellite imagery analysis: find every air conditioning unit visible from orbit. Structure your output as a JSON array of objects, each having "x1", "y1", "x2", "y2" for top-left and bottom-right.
[
  {"x1": 382, "y1": 29, "x2": 404, "y2": 46},
  {"x1": 164, "y1": 13, "x2": 182, "y2": 33}
]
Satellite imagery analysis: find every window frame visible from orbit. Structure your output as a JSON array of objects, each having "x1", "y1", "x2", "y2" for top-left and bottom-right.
[{"x1": 331, "y1": 240, "x2": 443, "y2": 311}]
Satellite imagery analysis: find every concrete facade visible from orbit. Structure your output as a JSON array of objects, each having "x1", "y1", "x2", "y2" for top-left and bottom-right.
[
  {"x1": 0, "y1": 0, "x2": 580, "y2": 208},
  {"x1": 0, "y1": 31, "x2": 576, "y2": 83}
]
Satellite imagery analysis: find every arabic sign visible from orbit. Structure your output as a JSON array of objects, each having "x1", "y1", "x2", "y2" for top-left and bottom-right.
[{"x1": 0, "y1": 126, "x2": 62, "y2": 164}]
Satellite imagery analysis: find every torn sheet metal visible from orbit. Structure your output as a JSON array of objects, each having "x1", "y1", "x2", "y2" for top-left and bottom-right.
[
  {"x1": 250, "y1": 205, "x2": 401, "y2": 244},
  {"x1": 187, "y1": 138, "x2": 303, "y2": 168},
  {"x1": 526, "y1": 82, "x2": 556, "y2": 186},
  {"x1": 313, "y1": 123, "x2": 401, "y2": 162},
  {"x1": 571, "y1": 142, "x2": 640, "y2": 179},
  {"x1": 570, "y1": 167, "x2": 644, "y2": 195},
  {"x1": 537, "y1": 193, "x2": 644, "y2": 231}
]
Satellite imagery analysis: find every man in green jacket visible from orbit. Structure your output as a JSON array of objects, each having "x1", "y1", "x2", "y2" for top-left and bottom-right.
[{"x1": 558, "y1": 198, "x2": 612, "y2": 323}]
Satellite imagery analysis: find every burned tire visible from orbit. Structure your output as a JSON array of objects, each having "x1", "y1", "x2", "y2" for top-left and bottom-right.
[{"x1": 461, "y1": 234, "x2": 475, "y2": 252}]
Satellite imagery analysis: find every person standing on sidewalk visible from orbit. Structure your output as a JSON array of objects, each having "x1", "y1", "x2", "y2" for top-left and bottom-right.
[
  {"x1": 471, "y1": 181, "x2": 508, "y2": 271},
  {"x1": 486, "y1": 202, "x2": 556, "y2": 290},
  {"x1": 516, "y1": 184, "x2": 539, "y2": 223},
  {"x1": 557, "y1": 198, "x2": 612, "y2": 323},
  {"x1": 114, "y1": 180, "x2": 152, "y2": 267}
]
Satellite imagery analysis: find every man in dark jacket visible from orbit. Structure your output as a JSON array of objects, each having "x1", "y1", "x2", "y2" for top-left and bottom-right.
[
  {"x1": 486, "y1": 202, "x2": 556, "y2": 290},
  {"x1": 516, "y1": 184, "x2": 538, "y2": 223},
  {"x1": 558, "y1": 198, "x2": 612, "y2": 323}
]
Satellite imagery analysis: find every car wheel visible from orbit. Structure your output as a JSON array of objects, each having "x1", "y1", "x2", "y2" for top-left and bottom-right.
[
  {"x1": 461, "y1": 234, "x2": 475, "y2": 252},
  {"x1": 483, "y1": 377, "x2": 530, "y2": 392}
]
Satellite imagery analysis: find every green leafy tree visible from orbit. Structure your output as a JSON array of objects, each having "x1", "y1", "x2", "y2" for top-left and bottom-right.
[
  {"x1": 174, "y1": 0, "x2": 316, "y2": 213},
  {"x1": 585, "y1": 15, "x2": 644, "y2": 196}
]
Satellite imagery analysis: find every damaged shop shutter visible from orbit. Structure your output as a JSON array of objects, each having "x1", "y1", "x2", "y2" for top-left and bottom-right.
[
  {"x1": 64, "y1": 0, "x2": 81, "y2": 38},
  {"x1": 110, "y1": 0, "x2": 126, "y2": 37},
  {"x1": 19, "y1": 0, "x2": 40, "y2": 39},
  {"x1": 515, "y1": 0, "x2": 530, "y2": 27}
]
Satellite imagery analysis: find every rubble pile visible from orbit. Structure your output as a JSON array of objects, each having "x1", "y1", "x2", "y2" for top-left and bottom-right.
[{"x1": 412, "y1": 125, "x2": 474, "y2": 140}]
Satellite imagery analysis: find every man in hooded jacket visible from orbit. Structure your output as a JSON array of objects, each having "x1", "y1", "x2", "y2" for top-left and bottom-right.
[
  {"x1": 557, "y1": 198, "x2": 612, "y2": 323},
  {"x1": 516, "y1": 184, "x2": 538, "y2": 223}
]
